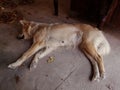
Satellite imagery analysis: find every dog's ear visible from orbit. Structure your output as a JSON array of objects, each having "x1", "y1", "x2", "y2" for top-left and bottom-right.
[{"x1": 19, "y1": 20, "x2": 28, "y2": 25}]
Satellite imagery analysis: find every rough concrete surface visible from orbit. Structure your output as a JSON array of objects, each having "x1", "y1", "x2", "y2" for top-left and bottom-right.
[{"x1": 0, "y1": 0, "x2": 120, "y2": 90}]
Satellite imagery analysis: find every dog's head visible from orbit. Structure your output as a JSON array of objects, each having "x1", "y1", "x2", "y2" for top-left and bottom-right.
[{"x1": 17, "y1": 20, "x2": 37, "y2": 40}]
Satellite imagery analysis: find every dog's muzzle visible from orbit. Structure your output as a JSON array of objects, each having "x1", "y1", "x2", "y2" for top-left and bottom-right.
[{"x1": 17, "y1": 34, "x2": 24, "y2": 39}]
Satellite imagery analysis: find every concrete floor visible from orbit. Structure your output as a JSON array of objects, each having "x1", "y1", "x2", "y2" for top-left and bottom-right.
[{"x1": 0, "y1": 0, "x2": 120, "y2": 90}]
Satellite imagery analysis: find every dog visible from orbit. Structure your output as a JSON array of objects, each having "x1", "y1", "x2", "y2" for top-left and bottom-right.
[{"x1": 8, "y1": 20, "x2": 110, "y2": 81}]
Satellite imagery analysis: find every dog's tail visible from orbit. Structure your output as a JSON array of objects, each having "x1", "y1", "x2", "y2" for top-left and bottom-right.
[{"x1": 94, "y1": 32, "x2": 111, "y2": 56}]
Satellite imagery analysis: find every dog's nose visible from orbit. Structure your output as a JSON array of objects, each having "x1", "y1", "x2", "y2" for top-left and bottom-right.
[{"x1": 17, "y1": 34, "x2": 24, "y2": 40}]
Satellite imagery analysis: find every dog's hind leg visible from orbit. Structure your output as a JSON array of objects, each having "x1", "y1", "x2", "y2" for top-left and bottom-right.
[
  {"x1": 29, "y1": 46, "x2": 57, "y2": 70},
  {"x1": 81, "y1": 42, "x2": 105, "y2": 81},
  {"x1": 8, "y1": 41, "x2": 45, "y2": 69},
  {"x1": 82, "y1": 48, "x2": 100, "y2": 81}
]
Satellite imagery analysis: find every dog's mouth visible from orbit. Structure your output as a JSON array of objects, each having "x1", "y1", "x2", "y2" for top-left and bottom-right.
[{"x1": 17, "y1": 34, "x2": 24, "y2": 39}]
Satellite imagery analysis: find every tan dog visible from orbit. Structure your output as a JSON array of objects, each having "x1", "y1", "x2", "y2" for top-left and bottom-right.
[{"x1": 8, "y1": 20, "x2": 110, "y2": 81}]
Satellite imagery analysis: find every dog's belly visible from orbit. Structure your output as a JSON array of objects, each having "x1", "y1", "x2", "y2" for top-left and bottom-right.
[{"x1": 46, "y1": 30, "x2": 80, "y2": 47}]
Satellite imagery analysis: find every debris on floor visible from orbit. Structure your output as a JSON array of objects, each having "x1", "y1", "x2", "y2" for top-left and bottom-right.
[
  {"x1": 0, "y1": 0, "x2": 35, "y2": 8},
  {"x1": 0, "y1": 6, "x2": 5, "y2": 11},
  {"x1": 47, "y1": 56, "x2": 55, "y2": 63},
  {"x1": 19, "y1": 0, "x2": 35, "y2": 5},
  {"x1": 0, "y1": 0, "x2": 34, "y2": 23},
  {"x1": 0, "y1": 0, "x2": 17, "y2": 8},
  {"x1": 106, "y1": 84, "x2": 114, "y2": 90},
  {"x1": 0, "y1": 10, "x2": 23, "y2": 23}
]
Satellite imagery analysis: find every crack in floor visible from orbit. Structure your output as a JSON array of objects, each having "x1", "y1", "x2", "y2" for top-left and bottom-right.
[{"x1": 54, "y1": 67, "x2": 77, "y2": 90}]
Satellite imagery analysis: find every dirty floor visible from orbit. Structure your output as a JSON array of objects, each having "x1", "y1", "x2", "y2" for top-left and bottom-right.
[{"x1": 0, "y1": 0, "x2": 120, "y2": 90}]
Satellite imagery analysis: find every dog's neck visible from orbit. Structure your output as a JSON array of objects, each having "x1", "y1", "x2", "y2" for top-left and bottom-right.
[{"x1": 29, "y1": 23, "x2": 49, "y2": 37}]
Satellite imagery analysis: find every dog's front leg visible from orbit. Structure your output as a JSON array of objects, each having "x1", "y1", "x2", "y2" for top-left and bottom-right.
[
  {"x1": 8, "y1": 42, "x2": 45, "y2": 69},
  {"x1": 30, "y1": 47, "x2": 57, "y2": 70}
]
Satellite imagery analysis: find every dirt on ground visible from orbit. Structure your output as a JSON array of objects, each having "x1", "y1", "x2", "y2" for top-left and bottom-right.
[{"x1": 0, "y1": 0, "x2": 35, "y2": 23}]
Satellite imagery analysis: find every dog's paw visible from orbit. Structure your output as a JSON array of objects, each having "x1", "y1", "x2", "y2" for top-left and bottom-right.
[
  {"x1": 29, "y1": 61, "x2": 37, "y2": 70},
  {"x1": 92, "y1": 72, "x2": 106, "y2": 82},
  {"x1": 100, "y1": 72, "x2": 106, "y2": 80},
  {"x1": 92, "y1": 74, "x2": 100, "y2": 82},
  {"x1": 8, "y1": 64, "x2": 18, "y2": 69}
]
